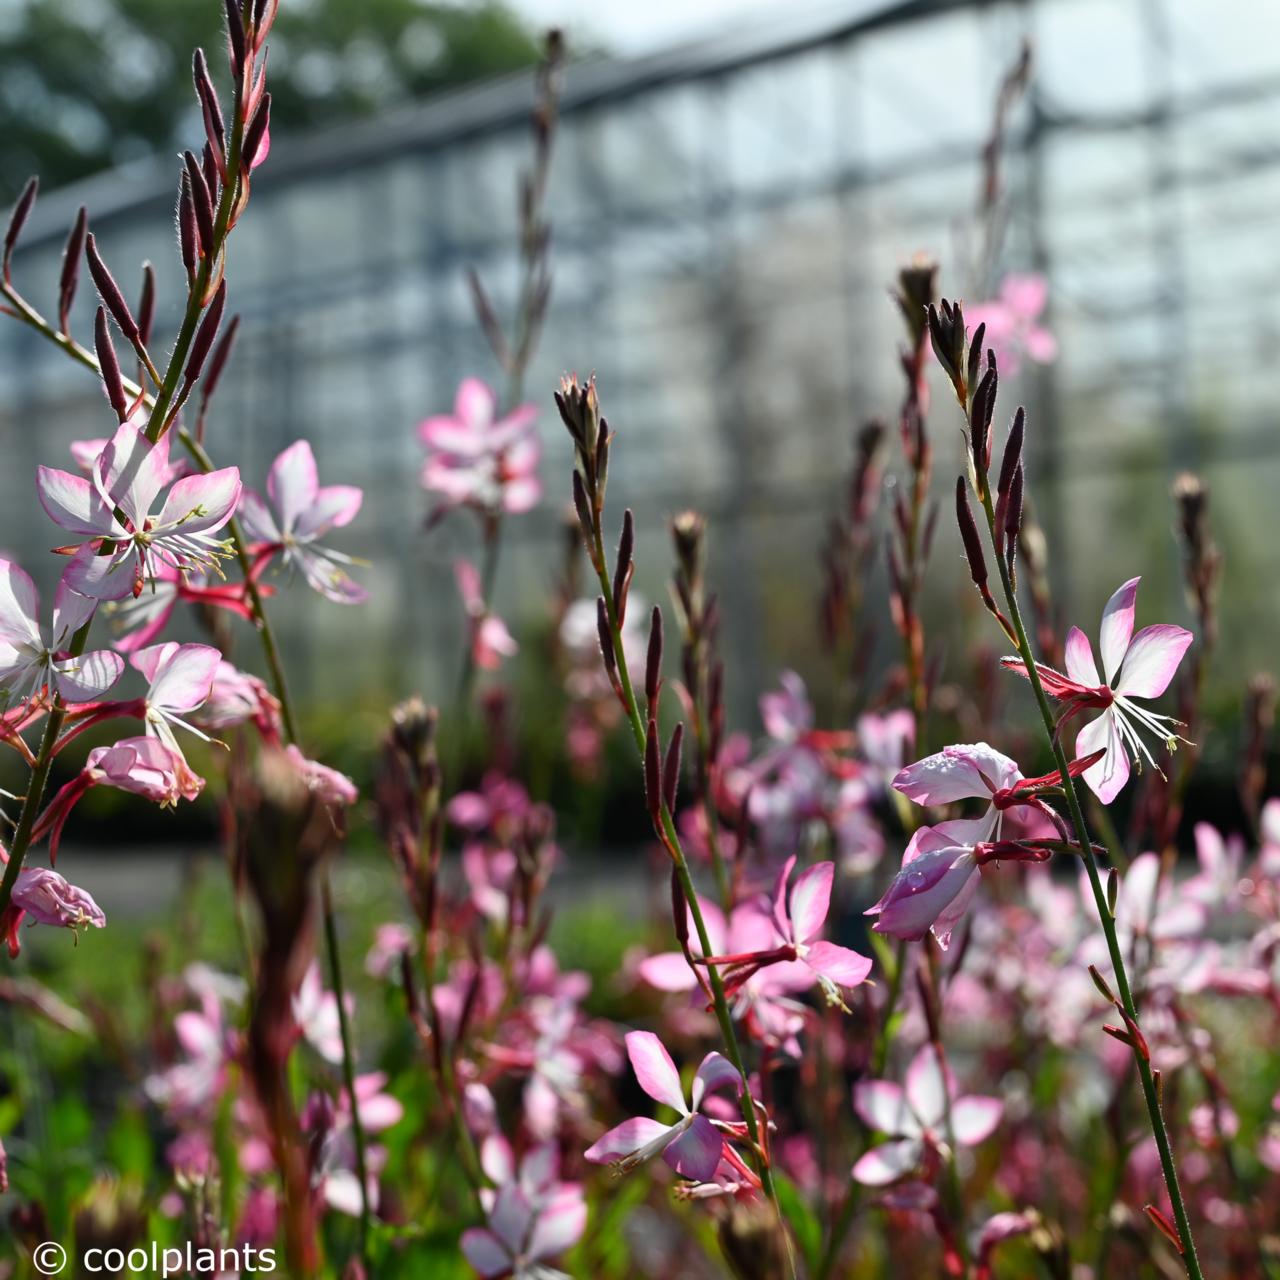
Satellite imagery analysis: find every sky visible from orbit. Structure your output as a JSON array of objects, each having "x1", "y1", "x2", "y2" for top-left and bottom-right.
[{"x1": 509, "y1": 0, "x2": 833, "y2": 56}]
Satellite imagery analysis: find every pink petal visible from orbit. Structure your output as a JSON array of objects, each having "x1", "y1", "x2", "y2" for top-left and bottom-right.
[
  {"x1": 868, "y1": 842, "x2": 978, "y2": 943},
  {"x1": 237, "y1": 489, "x2": 280, "y2": 543},
  {"x1": 690, "y1": 1052, "x2": 741, "y2": 1111},
  {"x1": 53, "y1": 649, "x2": 124, "y2": 702},
  {"x1": 95, "y1": 423, "x2": 170, "y2": 527},
  {"x1": 0, "y1": 560, "x2": 41, "y2": 646},
  {"x1": 51, "y1": 575, "x2": 96, "y2": 645},
  {"x1": 249, "y1": 123, "x2": 270, "y2": 168},
  {"x1": 1023, "y1": 326, "x2": 1058, "y2": 363},
  {"x1": 1064, "y1": 625, "x2": 1100, "y2": 686},
  {"x1": 501, "y1": 475, "x2": 542, "y2": 514},
  {"x1": 805, "y1": 940, "x2": 872, "y2": 988},
  {"x1": 294, "y1": 484, "x2": 362, "y2": 539},
  {"x1": 62, "y1": 544, "x2": 134, "y2": 601},
  {"x1": 459, "y1": 1228, "x2": 509, "y2": 1277},
  {"x1": 156, "y1": 469, "x2": 241, "y2": 536},
  {"x1": 266, "y1": 441, "x2": 319, "y2": 534},
  {"x1": 1098, "y1": 577, "x2": 1140, "y2": 684},
  {"x1": 625, "y1": 1030, "x2": 687, "y2": 1113},
  {"x1": 528, "y1": 1188, "x2": 587, "y2": 1261},
  {"x1": 1116, "y1": 624, "x2": 1193, "y2": 699},
  {"x1": 852, "y1": 1137, "x2": 923, "y2": 1186},
  {"x1": 853, "y1": 1081, "x2": 913, "y2": 1135},
  {"x1": 137, "y1": 642, "x2": 221, "y2": 713},
  {"x1": 583, "y1": 1116, "x2": 671, "y2": 1164},
  {"x1": 455, "y1": 559, "x2": 482, "y2": 610},
  {"x1": 950, "y1": 1095, "x2": 1003, "y2": 1145},
  {"x1": 36, "y1": 466, "x2": 118, "y2": 538},
  {"x1": 637, "y1": 952, "x2": 697, "y2": 992},
  {"x1": 788, "y1": 861, "x2": 834, "y2": 945},
  {"x1": 904, "y1": 1046, "x2": 955, "y2": 1129},
  {"x1": 297, "y1": 549, "x2": 367, "y2": 604},
  {"x1": 930, "y1": 869, "x2": 982, "y2": 950},
  {"x1": 1000, "y1": 272, "x2": 1048, "y2": 319},
  {"x1": 662, "y1": 1114, "x2": 723, "y2": 1181},
  {"x1": 455, "y1": 378, "x2": 496, "y2": 431},
  {"x1": 892, "y1": 743, "x2": 1019, "y2": 805},
  {"x1": 488, "y1": 1183, "x2": 534, "y2": 1254},
  {"x1": 1077, "y1": 711, "x2": 1129, "y2": 804}
]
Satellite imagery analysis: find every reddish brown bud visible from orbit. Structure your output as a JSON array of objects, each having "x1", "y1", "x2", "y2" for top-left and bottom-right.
[
  {"x1": 969, "y1": 356, "x2": 997, "y2": 475},
  {"x1": 663, "y1": 722, "x2": 683, "y2": 814},
  {"x1": 224, "y1": 0, "x2": 247, "y2": 77},
  {"x1": 998, "y1": 408, "x2": 1025, "y2": 500},
  {"x1": 645, "y1": 606, "x2": 663, "y2": 710},
  {"x1": 199, "y1": 313, "x2": 240, "y2": 418},
  {"x1": 955, "y1": 477, "x2": 987, "y2": 590},
  {"x1": 137, "y1": 262, "x2": 157, "y2": 347},
  {"x1": 670, "y1": 868, "x2": 688, "y2": 948},
  {"x1": 3, "y1": 176, "x2": 37, "y2": 278},
  {"x1": 178, "y1": 177, "x2": 198, "y2": 276},
  {"x1": 57, "y1": 206, "x2": 88, "y2": 333},
  {"x1": 94, "y1": 307, "x2": 128, "y2": 422},
  {"x1": 85, "y1": 233, "x2": 139, "y2": 342},
  {"x1": 1143, "y1": 1205, "x2": 1185, "y2": 1255},
  {"x1": 595, "y1": 597, "x2": 616, "y2": 681},
  {"x1": 182, "y1": 280, "x2": 227, "y2": 391},
  {"x1": 613, "y1": 508, "x2": 634, "y2": 622},
  {"x1": 184, "y1": 151, "x2": 215, "y2": 257},
  {"x1": 193, "y1": 49, "x2": 226, "y2": 154}
]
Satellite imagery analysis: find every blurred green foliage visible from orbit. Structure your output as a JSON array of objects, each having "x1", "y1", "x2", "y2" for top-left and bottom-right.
[{"x1": 0, "y1": 0, "x2": 543, "y2": 199}]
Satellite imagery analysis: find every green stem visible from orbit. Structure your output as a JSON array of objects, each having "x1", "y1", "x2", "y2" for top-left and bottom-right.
[
  {"x1": 978, "y1": 485, "x2": 1204, "y2": 1279},
  {"x1": 323, "y1": 876, "x2": 371, "y2": 1263},
  {"x1": 0, "y1": 627, "x2": 89, "y2": 918},
  {"x1": 587, "y1": 523, "x2": 793, "y2": 1274}
]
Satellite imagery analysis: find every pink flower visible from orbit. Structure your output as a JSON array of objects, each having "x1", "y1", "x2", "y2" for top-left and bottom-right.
[
  {"x1": 132, "y1": 641, "x2": 222, "y2": 753},
  {"x1": 239, "y1": 440, "x2": 366, "y2": 604},
  {"x1": 851, "y1": 1046, "x2": 1002, "y2": 1185},
  {"x1": 39, "y1": 421, "x2": 240, "y2": 600},
  {"x1": 1004, "y1": 578, "x2": 1193, "y2": 803},
  {"x1": 1, "y1": 864, "x2": 106, "y2": 957},
  {"x1": 419, "y1": 378, "x2": 541, "y2": 518},
  {"x1": 0, "y1": 559, "x2": 123, "y2": 705},
  {"x1": 284, "y1": 744, "x2": 358, "y2": 808},
  {"x1": 584, "y1": 1030, "x2": 741, "y2": 1182},
  {"x1": 365, "y1": 922, "x2": 413, "y2": 978},
  {"x1": 192, "y1": 660, "x2": 282, "y2": 740},
  {"x1": 145, "y1": 989, "x2": 234, "y2": 1120},
  {"x1": 293, "y1": 963, "x2": 350, "y2": 1064},
  {"x1": 461, "y1": 1180, "x2": 586, "y2": 1280},
  {"x1": 965, "y1": 273, "x2": 1057, "y2": 376},
  {"x1": 456, "y1": 559, "x2": 517, "y2": 671}
]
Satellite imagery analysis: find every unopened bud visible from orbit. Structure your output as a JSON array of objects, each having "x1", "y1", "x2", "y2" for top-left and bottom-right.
[
  {"x1": 3, "y1": 176, "x2": 38, "y2": 278},
  {"x1": 57, "y1": 206, "x2": 88, "y2": 333},
  {"x1": 85, "y1": 233, "x2": 139, "y2": 342},
  {"x1": 94, "y1": 307, "x2": 128, "y2": 422},
  {"x1": 663, "y1": 722, "x2": 683, "y2": 814}
]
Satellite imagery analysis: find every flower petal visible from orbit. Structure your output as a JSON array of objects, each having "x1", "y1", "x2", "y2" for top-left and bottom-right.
[
  {"x1": 950, "y1": 1095, "x2": 1003, "y2": 1146},
  {"x1": 1077, "y1": 711, "x2": 1129, "y2": 804},
  {"x1": 155, "y1": 468, "x2": 242, "y2": 536},
  {"x1": 36, "y1": 466, "x2": 118, "y2": 538},
  {"x1": 135, "y1": 641, "x2": 221, "y2": 713},
  {"x1": 788, "y1": 861, "x2": 834, "y2": 944},
  {"x1": 95, "y1": 423, "x2": 170, "y2": 527},
  {"x1": 1116, "y1": 624, "x2": 1193, "y2": 699},
  {"x1": 53, "y1": 649, "x2": 124, "y2": 702},
  {"x1": 459, "y1": 1228, "x2": 510, "y2": 1277},
  {"x1": 266, "y1": 441, "x2": 319, "y2": 534},
  {"x1": 904, "y1": 1046, "x2": 955, "y2": 1129},
  {"x1": 583, "y1": 1116, "x2": 671, "y2": 1164},
  {"x1": 893, "y1": 743, "x2": 1019, "y2": 805},
  {"x1": 294, "y1": 484, "x2": 362, "y2": 540},
  {"x1": 456, "y1": 377, "x2": 497, "y2": 431},
  {"x1": 528, "y1": 1187, "x2": 588, "y2": 1261},
  {"x1": 805, "y1": 940, "x2": 872, "y2": 988},
  {"x1": 237, "y1": 489, "x2": 280, "y2": 543},
  {"x1": 662, "y1": 1114, "x2": 723, "y2": 1181},
  {"x1": 625, "y1": 1030, "x2": 687, "y2": 1113},
  {"x1": 1098, "y1": 577, "x2": 1140, "y2": 683},
  {"x1": 0, "y1": 560, "x2": 41, "y2": 647},
  {"x1": 851, "y1": 1137, "x2": 923, "y2": 1186},
  {"x1": 1064, "y1": 625, "x2": 1100, "y2": 686},
  {"x1": 637, "y1": 952, "x2": 698, "y2": 992},
  {"x1": 690, "y1": 1052, "x2": 741, "y2": 1111},
  {"x1": 853, "y1": 1081, "x2": 914, "y2": 1135}
]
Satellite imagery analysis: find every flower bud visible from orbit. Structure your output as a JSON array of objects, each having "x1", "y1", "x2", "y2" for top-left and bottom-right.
[
  {"x1": 663, "y1": 722, "x2": 683, "y2": 814},
  {"x1": 58, "y1": 205, "x2": 88, "y2": 333},
  {"x1": 955, "y1": 477, "x2": 987, "y2": 591},
  {"x1": 86, "y1": 233, "x2": 140, "y2": 342},
  {"x1": 3, "y1": 176, "x2": 37, "y2": 279},
  {"x1": 94, "y1": 307, "x2": 128, "y2": 422}
]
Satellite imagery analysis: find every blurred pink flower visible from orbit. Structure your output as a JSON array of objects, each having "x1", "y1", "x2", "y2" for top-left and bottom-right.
[
  {"x1": 419, "y1": 378, "x2": 541, "y2": 518},
  {"x1": 966, "y1": 273, "x2": 1057, "y2": 376},
  {"x1": 192, "y1": 660, "x2": 282, "y2": 740},
  {"x1": 239, "y1": 440, "x2": 366, "y2": 604},
  {"x1": 461, "y1": 1180, "x2": 585, "y2": 1280},
  {"x1": 40, "y1": 421, "x2": 240, "y2": 600},
  {"x1": 852, "y1": 1046, "x2": 1002, "y2": 1185},
  {"x1": 584, "y1": 1030, "x2": 741, "y2": 1182},
  {"x1": 283, "y1": 744, "x2": 358, "y2": 809},
  {"x1": 456, "y1": 559, "x2": 517, "y2": 671}
]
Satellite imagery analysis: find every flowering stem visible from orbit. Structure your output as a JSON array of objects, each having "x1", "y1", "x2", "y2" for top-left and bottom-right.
[
  {"x1": 0, "y1": 627, "x2": 89, "y2": 919},
  {"x1": 322, "y1": 875, "x2": 371, "y2": 1263},
  {"x1": 587, "y1": 524, "x2": 793, "y2": 1272},
  {"x1": 977, "y1": 485, "x2": 1204, "y2": 1278}
]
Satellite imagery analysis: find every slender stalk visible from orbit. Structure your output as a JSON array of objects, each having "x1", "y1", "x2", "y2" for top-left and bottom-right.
[
  {"x1": 587, "y1": 524, "x2": 792, "y2": 1269},
  {"x1": 977, "y1": 484, "x2": 1204, "y2": 1278},
  {"x1": 0, "y1": 628, "x2": 89, "y2": 917}
]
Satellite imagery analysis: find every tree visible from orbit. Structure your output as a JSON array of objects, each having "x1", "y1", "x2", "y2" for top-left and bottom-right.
[{"x1": 0, "y1": 0, "x2": 543, "y2": 199}]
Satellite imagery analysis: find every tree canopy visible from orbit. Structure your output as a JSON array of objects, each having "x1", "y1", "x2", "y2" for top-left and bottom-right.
[{"x1": 0, "y1": 0, "x2": 543, "y2": 199}]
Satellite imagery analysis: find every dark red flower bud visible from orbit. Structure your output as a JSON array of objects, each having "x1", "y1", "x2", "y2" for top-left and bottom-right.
[
  {"x1": 137, "y1": 261, "x2": 157, "y2": 347},
  {"x1": 57, "y1": 206, "x2": 88, "y2": 333},
  {"x1": 182, "y1": 280, "x2": 227, "y2": 392},
  {"x1": 955, "y1": 477, "x2": 987, "y2": 591},
  {"x1": 193, "y1": 49, "x2": 226, "y2": 154},
  {"x1": 243, "y1": 93, "x2": 272, "y2": 172},
  {"x1": 663, "y1": 722, "x2": 683, "y2": 814},
  {"x1": 94, "y1": 307, "x2": 128, "y2": 422},
  {"x1": 183, "y1": 151, "x2": 216, "y2": 258},
  {"x1": 224, "y1": 0, "x2": 247, "y2": 78},
  {"x1": 645, "y1": 605, "x2": 663, "y2": 711},
  {"x1": 178, "y1": 177, "x2": 198, "y2": 276},
  {"x1": 85, "y1": 233, "x2": 139, "y2": 342},
  {"x1": 3, "y1": 176, "x2": 38, "y2": 279},
  {"x1": 613, "y1": 508, "x2": 634, "y2": 622}
]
